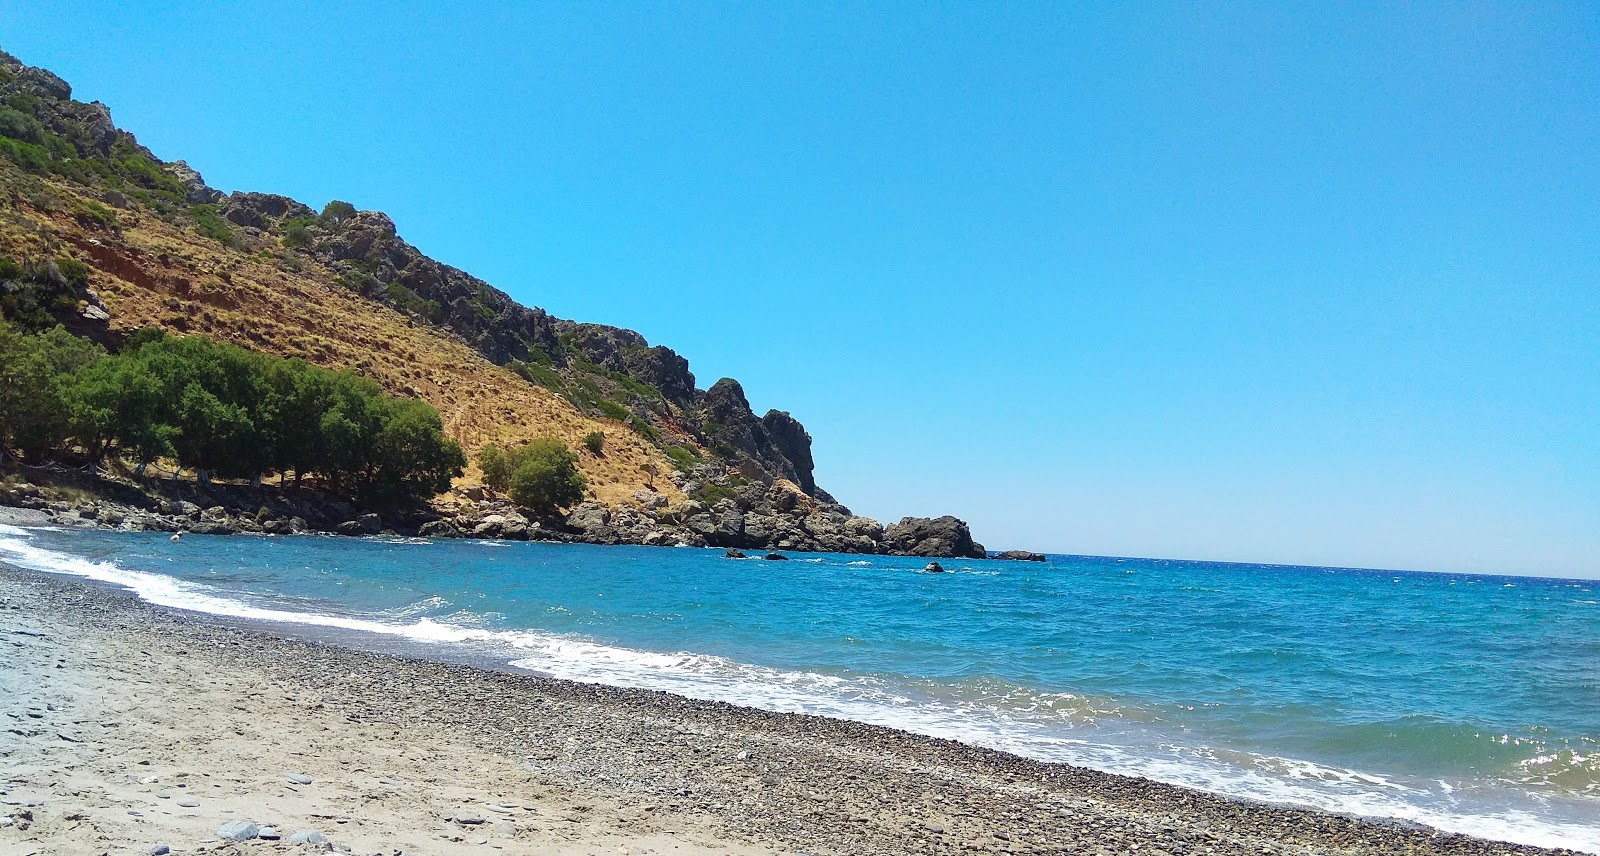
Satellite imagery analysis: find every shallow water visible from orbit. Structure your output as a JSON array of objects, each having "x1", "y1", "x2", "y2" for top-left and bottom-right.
[{"x1": 2, "y1": 523, "x2": 1596, "y2": 850}]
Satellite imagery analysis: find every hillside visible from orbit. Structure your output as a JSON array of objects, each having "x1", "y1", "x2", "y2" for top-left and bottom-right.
[{"x1": 0, "y1": 48, "x2": 991, "y2": 557}]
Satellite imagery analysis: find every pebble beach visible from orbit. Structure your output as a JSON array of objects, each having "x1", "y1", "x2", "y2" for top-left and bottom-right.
[{"x1": 0, "y1": 558, "x2": 1579, "y2": 856}]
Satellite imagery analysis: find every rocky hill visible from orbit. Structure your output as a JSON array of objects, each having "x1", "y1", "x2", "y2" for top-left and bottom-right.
[{"x1": 0, "y1": 48, "x2": 989, "y2": 558}]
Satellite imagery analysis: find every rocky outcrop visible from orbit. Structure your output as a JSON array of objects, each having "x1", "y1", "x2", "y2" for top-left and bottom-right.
[
  {"x1": 883, "y1": 516, "x2": 986, "y2": 560},
  {"x1": 995, "y1": 549, "x2": 1047, "y2": 562},
  {"x1": 220, "y1": 192, "x2": 313, "y2": 228},
  {"x1": 699, "y1": 379, "x2": 819, "y2": 496}
]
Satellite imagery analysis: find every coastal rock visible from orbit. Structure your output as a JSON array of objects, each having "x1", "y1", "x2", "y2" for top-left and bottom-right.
[
  {"x1": 995, "y1": 549, "x2": 1047, "y2": 562},
  {"x1": 763, "y1": 552, "x2": 789, "y2": 561},
  {"x1": 883, "y1": 516, "x2": 985, "y2": 559},
  {"x1": 724, "y1": 548, "x2": 747, "y2": 559},
  {"x1": 565, "y1": 502, "x2": 611, "y2": 533},
  {"x1": 419, "y1": 519, "x2": 463, "y2": 538}
]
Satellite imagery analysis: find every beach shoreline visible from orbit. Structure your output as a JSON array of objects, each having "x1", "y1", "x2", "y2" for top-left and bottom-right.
[{"x1": 0, "y1": 561, "x2": 1580, "y2": 856}]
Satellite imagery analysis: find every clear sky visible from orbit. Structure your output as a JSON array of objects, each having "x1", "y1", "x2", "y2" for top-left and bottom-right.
[{"x1": 3, "y1": 3, "x2": 1596, "y2": 577}]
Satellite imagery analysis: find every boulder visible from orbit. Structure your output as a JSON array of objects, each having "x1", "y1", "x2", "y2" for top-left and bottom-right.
[
  {"x1": 995, "y1": 549, "x2": 1047, "y2": 562},
  {"x1": 924, "y1": 562, "x2": 945, "y2": 573},
  {"x1": 564, "y1": 502, "x2": 611, "y2": 534},
  {"x1": 762, "y1": 552, "x2": 789, "y2": 561},
  {"x1": 883, "y1": 516, "x2": 985, "y2": 559},
  {"x1": 419, "y1": 519, "x2": 463, "y2": 538},
  {"x1": 724, "y1": 548, "x2": 747, "y2": 559}
]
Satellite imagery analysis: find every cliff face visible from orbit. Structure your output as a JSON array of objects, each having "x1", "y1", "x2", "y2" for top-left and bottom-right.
[{"x1": 0, "y1": 48, "x2": 988, "y2": 557}]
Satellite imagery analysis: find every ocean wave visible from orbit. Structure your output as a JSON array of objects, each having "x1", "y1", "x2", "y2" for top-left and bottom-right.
[{"x1": 0, "y1": 525, "x2": 1596, "y2": 852}]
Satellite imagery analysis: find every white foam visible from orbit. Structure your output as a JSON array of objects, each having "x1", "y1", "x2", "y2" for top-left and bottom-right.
[{"x1": 1, "y1": 525, "x2": 1595, "y2": 852}]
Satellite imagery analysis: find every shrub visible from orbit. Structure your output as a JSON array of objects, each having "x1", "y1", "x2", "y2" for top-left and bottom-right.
[
  {"x1": 321, "y1": 200, "x2": 357, "y2": 225},
  {"x1": 506, "y1": 438, "x2": 587, "y2": 514},
  {"x1": 280, "y1": 216, "x2": 314, "y2": 248},
  {"x1": 583, "y1": 430, "x2": 604, "y2": 456},
  {"x1": 663, "y1": 444, "x2": 701, "y2": 472},
  {"x1": 71, "y1": 198, "x2": 117, "y2": 229},
  {"x1": 478, "y1": 443, "x2": 513, "y2": 491},
  {"x1": 189, "y1": 204, "x2": 236, "y2": 247},
  {"x1": 691, "y1": 482, "x2": 737, "y2": 506}
]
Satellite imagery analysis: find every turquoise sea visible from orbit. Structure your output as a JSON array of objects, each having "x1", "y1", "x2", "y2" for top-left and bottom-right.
[{"x1": 1, "y1": 523, "x2": 1596, "y2": 850}]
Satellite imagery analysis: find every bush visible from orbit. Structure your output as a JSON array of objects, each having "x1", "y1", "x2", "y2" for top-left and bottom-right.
[
  {"x1": 508, "y1": 439, "x2": 587, "y2": 514},
  {"x1": 280, "y1": 216, "x2": 314, "y2": 248},
  {"x1": 321, "y1": 200, "x2": 357, "y2": 225},
  {"x1": 583, "y1": 430, "x2": 604, "y2": 456},
  {"x1": 189, "y1": 204, "x2": 236, "y2": 247},
  {"x1": 478, "y1": 443, "x2": 514, "y2": 491},
  {"x1": 70, "y1": 198, "x2": 117, "y2": 229}
]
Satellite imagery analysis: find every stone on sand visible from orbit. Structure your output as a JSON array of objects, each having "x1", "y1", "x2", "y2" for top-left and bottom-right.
[{"x1": 216, "y1": 820, "x2": 259, "y2": 841}]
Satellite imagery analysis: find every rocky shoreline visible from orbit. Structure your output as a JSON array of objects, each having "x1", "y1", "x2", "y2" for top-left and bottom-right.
[
  {"x1": 0, "y1": 564, "x2": 1576, "y2": 856},
  {"x1": 0, "y1": 466, "x2": 1047, "y2": 560}
]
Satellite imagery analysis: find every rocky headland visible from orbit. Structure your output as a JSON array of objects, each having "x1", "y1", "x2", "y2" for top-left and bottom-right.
[{"x1": 0, "y1": 47, "x2": 1037, "y2": 560}]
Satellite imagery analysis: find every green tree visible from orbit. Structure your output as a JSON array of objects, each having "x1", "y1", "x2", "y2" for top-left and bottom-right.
[
  {"x1": 366, "y1": 398, "x2": 465, "y2": 505},
  {"x1": 507, "y1": 438, "x2": 587, "y2": 514},
  {"x1": 478, "y1": 443, "x2": 513, "y2": 492},
  {"x1": 0, "y1": 322, "x2": 103, "y2": 460}
]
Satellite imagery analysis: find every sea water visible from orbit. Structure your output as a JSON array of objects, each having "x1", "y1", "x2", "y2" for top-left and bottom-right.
[{"x1": 1, "y1": 523, "x2": 1595, "y2": 850}]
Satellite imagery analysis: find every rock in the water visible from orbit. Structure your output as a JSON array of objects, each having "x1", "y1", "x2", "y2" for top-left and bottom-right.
[
  {"x1": 924, "y1": 562, "x2": 945, "y2": 573},
  {"x1": 285, "y1": 772, "x2": 313, "y2": 784},
  {"x1": 995, "y1": 549, "x2": 1047, "y2": 562},
  {"x1": 216, "y1": 820, "x2": 259, "y2": 841},
  {"x1": 763, "y1": 552, "x2": 789, "y2": 561},
  {"x1": 883, "y1": 515, "x2": 985, "y2": 559},
  {"x1": 287, "y1": 830, "x2": 326, "y2": 845},
  {"x1": 724, "y1": 548, "x2": 747, "y2": 559}
]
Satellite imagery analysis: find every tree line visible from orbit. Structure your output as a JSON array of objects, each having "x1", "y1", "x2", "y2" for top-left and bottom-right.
[{"x1": 0, "y1": 321, "x2": 465, "y2": 506}]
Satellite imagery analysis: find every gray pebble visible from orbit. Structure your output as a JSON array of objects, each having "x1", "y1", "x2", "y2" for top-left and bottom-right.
[
  {"x1": 155, "y1": 791, "x2": 171, "y2": 799},
  {"x1": 257, "y1": 825, "x2": 280, "y2": 840},
  {"x1": 287, "y1": 831, "x2": 327, "y2": 845},
  {"x1": 453, "y1": 813, "x2": 487, "y2": 825},
  {"x1": 285, "y1": 772, "x2": 313, "y2": 785},
  {"x1": 216, "y1": 820, "x2": 259, "y2": 841},
  {"x1": 149, "y1": 845, "x2": 171, "y2": 856},
  {"x1": 176, "y1": 798, "x2": 200, "y2": 808}
]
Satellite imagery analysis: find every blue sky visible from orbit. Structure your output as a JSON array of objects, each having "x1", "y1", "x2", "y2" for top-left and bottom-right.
[{"x1": 4, "y1": 3, "x2": 1596, "y2": 576}]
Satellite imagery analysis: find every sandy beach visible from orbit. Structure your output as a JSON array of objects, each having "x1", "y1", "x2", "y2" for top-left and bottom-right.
[{"x1": 0, "y1": 561, "x2": 1577, "y2": 856}]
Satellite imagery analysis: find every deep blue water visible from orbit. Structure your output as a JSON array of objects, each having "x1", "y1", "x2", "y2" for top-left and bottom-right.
[{"x1": 1, "y1": 524, "x2": 1596, "y2": 850}]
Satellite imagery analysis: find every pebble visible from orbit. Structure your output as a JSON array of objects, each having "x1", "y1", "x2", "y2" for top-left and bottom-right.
[
  {"x1": 257, "y1": 825, "x2": 281, "y2": 840},
  {"x1": 149, "y1": 845, "x2": 171, "y2": 856},
  {"x1": 285, "y1": 772, "x2": 314, "y2": 784},
  {"x1": 287, "y1": 831, "x2": 327, "y2": 845},
  {"x1": 176, "y1": 798, "x2": 200, "y2": 808},
  {"x1": 216, "y1": 820, "x2": 259, "y2": 841},
  {"x1": 453, "y1": 813, "x2": 487, "y2": 825},
  {"x1": 155, "y1": 791, "x2": 171, "y2": 799}
]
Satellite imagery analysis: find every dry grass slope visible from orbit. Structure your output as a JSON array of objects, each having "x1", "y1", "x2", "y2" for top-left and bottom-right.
[{"x1": 0, "y1": 173, "x2": 686, "y2": 507}]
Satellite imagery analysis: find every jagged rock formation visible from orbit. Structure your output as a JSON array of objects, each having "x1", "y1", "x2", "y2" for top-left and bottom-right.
[{"x1": 0, "y1": 47, "x2": 997, "y2": 558}]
